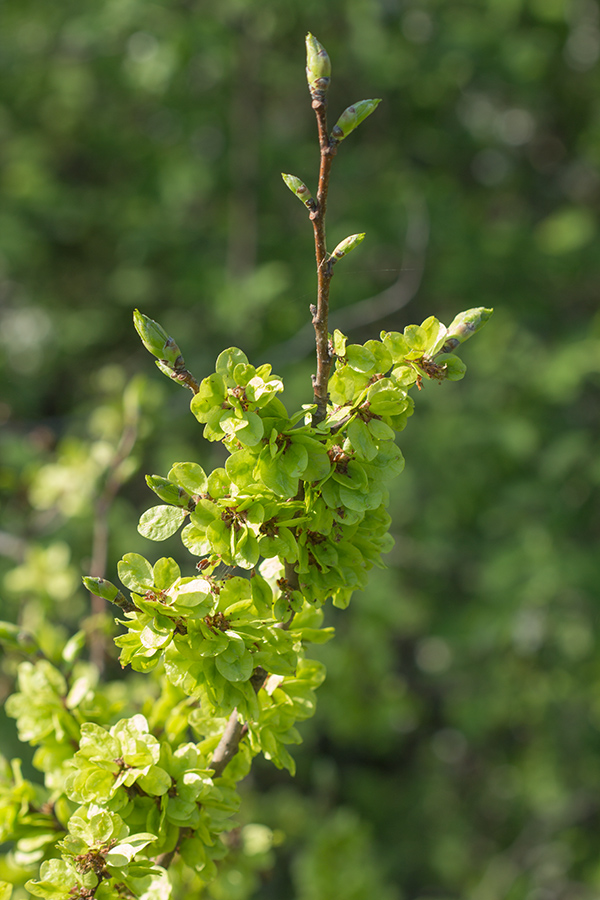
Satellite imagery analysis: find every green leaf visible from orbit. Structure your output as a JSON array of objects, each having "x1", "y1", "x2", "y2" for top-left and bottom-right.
[
  {"x1": 233, "y1": 362, "x2": 256, "y2": 386},
  {"x1": 257, "y1": 453, "x2": 298, "y2": 498},
  {"x1": 234, "y1": 528, "x2": 260, "y2": 568},
  {"x1": 367, "y1": 418, "x2": 395, "y2": 441},
  {"x1": 295, "y1": 626, "x2": 335, "y2": 644},
  {"x1": 180, "y1": 523, "x2": 212, "y2": 556},
  {"x1": 105, "y1": 833, "x2": 157, "y2": 868},
  {"x1": 169, "y1": 461, "x2": 208, "y2": 495},
  {"x1": 332, "y1": 459, "x2": 369, "y2": 492},
  {"x1": 436, "y1": 353, "x2": 468, "y2": 381},
  {"x1": 216, "y1": 347, "x2": 249, "y2": 379},
  {"x1": 218, "y1": 577, "x2": 252, "y2": 612},
  {"x1": 118, "y1": 553, "x2": 154, "y2": 592},
  {"x1": 78, "y1": 721, "x2": 121, "y2": 761},
  {"x1": 172, "y1": 577, "x2": 212, "y2": 611},
  {"x1": 26, "y1": 859, "x2": 80, "y2": 898},
  {"x1": 381, "y1": 330, "x2": 410, "y2": 361},
  {"x1": 364, "y1": 339, "x2": 393, "y2": 373},
  {"x1": 180, "y1": 834, "x2": 208, "y2": 871},
  {"x1": 221, "y1": 410, "x2": 264, "y2": 447},
  {"x1": 190, "y1": 374, "x2": 227, "y2": 422},
  {"x1": 346, "y1": 344, "x2": 377, "y2": 373},
  {"x1": 226, "y1": 448, "x2": 260, "y2": 489},
  {"x1": 140, "y1": 618, "x2": 174, "y2": 650},
  {"x1": 153, "y1": 557, "x2": 181, "y2": 590},
  {"x1": 138, "y1": 506, "x2": 188, "y2": 541},
  {"x1": 215, "y1": 650, "x2": 254, "y2": 682},
  {"x1": 366, "y1": 379, "x2": 406, "y2": 415},
  {"x1": 138, "y1": 765, "x2": 172, "y2": 796},
  {"x1": 207, "y1": 468, "x2": 231, "y2": 498},
  {"x1": 251, "y1": 572, "x2": 274, "y2": 616},
  {"x1": 347, "y1": 417, "x2": 378, "y2": 461},
  {"x1": 280, "y1": 441, "x2": 308, "y2": 477},
  {"x1": 0, "y1": 882, "x2": 13, "y2": 900}
]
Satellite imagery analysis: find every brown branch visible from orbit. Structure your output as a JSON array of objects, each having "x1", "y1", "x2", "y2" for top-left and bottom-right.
[
  {"x1": 209, "y1": 567, "x2": 299, "y2": 779},
  {"x1": 310, "y1": 99, "x2": 337, "y2": 426},
  {"x1": 210, "y1": 709, "x2": 248, "y2": 779},
  {"x1": 170, "y1": 366, "x2": 200, "y2": 394}
]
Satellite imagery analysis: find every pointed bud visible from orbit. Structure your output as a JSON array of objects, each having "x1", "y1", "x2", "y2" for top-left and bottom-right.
[
  {"x1": 133, "y1": 310, "x2": 183, "y2": 367},
  {"x1": 330, "y1": 233, "x2": 366, "y2": 263},
  {"x1": 441, "y1": 308, "x2": 494, "y2": 353},
  {"x1": 146, "y1": 474, "x2": 193, "y2": 508},
  {"x1": 305, "y1": 33, "x2": 331, "y2": 100},
  {"x1": 331, "y1": 99, "x2": 381, "y2": 143},
  {"x1": 281, "y1": 174, "x2": 317, "y2": 211},
  {"x1": 83, "y1": 576, "x2": 136, "y2": 612}
]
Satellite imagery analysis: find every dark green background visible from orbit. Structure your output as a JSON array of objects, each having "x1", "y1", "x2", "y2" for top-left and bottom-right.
[{"x1": 2, "y1": 1, "x2": 600, "y2": 897}]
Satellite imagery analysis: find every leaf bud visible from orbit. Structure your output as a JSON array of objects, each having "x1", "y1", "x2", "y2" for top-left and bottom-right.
[
  {"x1": 133, "y1": 309, "x2": 183, "y2": 368},
  {"x1": 331, "y1": 99, "x2": 381, "y2": 143},
  {"x1": 305, "y1": 33, "x2": 331, "y2": 100},
  {"x1": 281, "y1": 174, "x2": 317, "y2": 211},
  {"x1": 330, "y1": 233, "x2": 366, "y2": 263},
  {"x1": 82, "y1": 576, "x2": 135, "y2": 612},
  {"x1": 441, "y1": 308, "x2": 493, "y2": 353}
]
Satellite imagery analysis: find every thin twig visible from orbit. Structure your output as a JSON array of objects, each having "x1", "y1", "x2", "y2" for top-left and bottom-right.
[
  {"x1": 310, "y1": 99, "x2": 337, "y2": 426},
  {"x1": 264, "y1": 194, "x2": 429, "y2": 370}
]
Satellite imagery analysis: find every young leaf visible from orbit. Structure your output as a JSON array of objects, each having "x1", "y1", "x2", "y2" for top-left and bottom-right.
[
  {"x1": 118, "y1": 553, "x2": 154, "y2": 592},
  {"x1": 138, "y1": 506, "x2": 188, "y2": 541}
]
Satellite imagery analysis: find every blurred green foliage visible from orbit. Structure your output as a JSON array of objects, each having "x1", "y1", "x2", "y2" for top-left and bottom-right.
[{"x1": 2, "y1": 0, "x2": 600, "y2": 898}]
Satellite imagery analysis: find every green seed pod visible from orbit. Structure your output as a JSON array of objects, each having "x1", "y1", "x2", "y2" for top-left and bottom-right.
[
  {"x1": 305, "y1": 33, "x2": 331, "y2": 99},
  {"x1": 146, "y1": 474, "x2": 193, "y2": 508},
  {"x1": 331, "y1": 99, "x2": 381, "y2": 143},
  {"x1": 133, "y1": 309, "x2": 183, "y2": 367},
  {"x1": 281, "y1": 173, "x2": 317, "y2": 211},
  {"x1": 441, "y1": 308, "x2": 494, "y2": 353},
  {"x1": 330, "y1": 233, "x2": 366, "y2": 263},
  {"x1": 82, "y1": 576, "x2": 135, "y2": 612}
]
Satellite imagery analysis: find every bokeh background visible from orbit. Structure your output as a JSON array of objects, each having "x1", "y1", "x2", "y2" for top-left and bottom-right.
[{"x1": 2, "y1": 0, "x2": 600, "y2": 898}]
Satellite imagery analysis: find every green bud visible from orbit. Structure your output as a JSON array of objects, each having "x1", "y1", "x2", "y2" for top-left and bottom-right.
[
  {"x1": 330, "y1": 233, "x2": 366, "y2": 263},
  {"x1": 305, "y1": 33, "x2": 331, "y2": 99},
  {"x1": 441, "y1": 308, "x2": 493, "y2": 353},
  {"x1": 281, "y1": 174, "x2": 316, "y2": 211},
  {"x1": 83, "y1": 576, "x2": 135, "y2": 612},
  {"x1": 331, "y1": 99, "x2": 381, "y2": 143},
  {"x1": 146, "y1": 474, "x2": 193, "y2": 508},
  {"x1": 133, "y1": 309, "x2": 183, "y2": 367}
]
